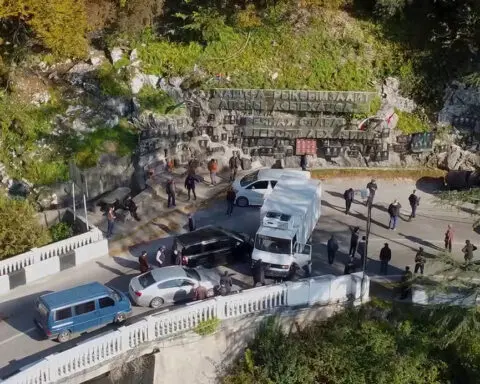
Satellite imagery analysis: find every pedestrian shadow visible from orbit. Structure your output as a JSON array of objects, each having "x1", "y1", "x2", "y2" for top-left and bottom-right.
[
  {"x1": 366, "y1": 259, "x2": 406, "y2": 275},
  {"x1": 321, "y1": 199, "x2": 346, "y2": 214},
  {"x1": 326, "y1": 190, "x2": 346, "y2": 199},
  {"x1": 399, "y1": 233, "x2": 443, "y2": 252},
  {"x1": 348, "y1": 209, "x2": 391, "y2": 230},
  {"x1": 96, "y1": 261, "x2": 128, "y2": 276}
]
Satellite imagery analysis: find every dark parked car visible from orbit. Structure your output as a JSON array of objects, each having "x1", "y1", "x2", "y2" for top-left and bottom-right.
[
  {"x1": 445, "y1": 171, "x2": 480, "y2": 190},
  {"x1": 172, "y1": 226, "x2": 253, "y2": 267}
]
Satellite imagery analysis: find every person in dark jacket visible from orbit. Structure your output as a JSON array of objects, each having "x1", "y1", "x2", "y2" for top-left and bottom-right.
[
  {"x1": 184, "y1": 174, "x2": 197, "y2": 201},
  {"x1": 166, "y1": 178, "x2": 176, "y2": 208},
  {"x1": 462, "y1": 240, "x2": 477, "y2": 262},
  {"x1": 366, "y1": 179, "x2": 377, "y2": 206},
  {"x1": 414, "y1": 247, "x2": 426, "y2": 274},
  {"x1": 252, "y1": 259, "x2": 266, "y2": 287},
  {"x1": 327, "y1": 235, "x2": 339, "y2": 264},
  {"x1": 300, "y1": 153, "x2": 307, "y2": 171},
  {"x1": 408, "y1": 190, "x2": 419, "y2": 219},
  {"x1": 226, "y1": 186, "x2": 236, "y2": 216},
  {"x1": 188, "y1": 213, "x2": 195, "y2": 232},
  {"x1": 139, "y1": 251, "x2": 150, "y2": 274},
  {"x1": 400, "y1": 266, "x2": 413, "y2": 299},
  {"x1": 349, "y1": 226, "x2": 360, "y2": 257},
  {"x1": 343, "y1": 188, "x2": 354, "y2": 215},
  {"x1": 229, "y1": 154, "x2": 241, "y2": 181},
  {"x1": 124, "y1": 197, "x2": 140, "y2": 221},
  {"x1": 444, "y1": 224, "x2": 454, "y2": 252},
  {"x1": 219, "y1": 271, "x2": 232, "y2": 295},
  {"x1": 387, "y1": 199, "x2": 401, "y2": 230},
  {"x1": 344, "y1": 257, "x2": 356, "y2": 275},
  {"x1": 379, "y1": 243, "x2": 392, "y2": 275}
]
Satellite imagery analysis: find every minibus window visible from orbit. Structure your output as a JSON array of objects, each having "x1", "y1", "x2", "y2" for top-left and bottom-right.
[{"x1": 55, "y1": 307, "x2": 72, "y2": 321}]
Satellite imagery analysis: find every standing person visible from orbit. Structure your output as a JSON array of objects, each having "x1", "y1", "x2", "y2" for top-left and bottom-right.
[
  {"x1": 226, "y1": 186, "x2": 236, "y2": 216},
  {"x1": 184, "y1": 173, "x2": 197, "y2": 201},
  {"x1": 174, "y1": 250, "x2": 182, "y2": 265},
  {"x1": 219, "y1": 271, "x2": 232, "y2": 295},
  {"x1": 188, "y1": 213, "x2": 196, "y2": 232},
  {"x1": 165, "y1": 158, "x2": 174, "y2": 173},
  {"x1": 139, "y1": 251, "x2": 150, "y2": 273},
  {"x1": 414, "y1": 247, "x2": 426, "y2": 274},
  {"x1": 252, "y1": 259, "x2": 266, "y2": 287},
  {"x1": 229, "y1": 153, "x2": 240, "y2": 181},
  {"x1": 348, "y1": 226, "x2": 360, "y2": 258},
  {"x1": 194, "y1": 285, "x2": 208, "y2": 301},
  {"x1": 156, "y1": 246, "x2": 167, "y2": 267},
  {"x1": 106, "y1": 206, "x2": 116, "y2": 238},
  {"x1": 379, "y1": 243, "x2": 392, "y2": 275},
  {"x1": 343, "y1": 188, "x2": 354, "y2": 215},
  {"x1": 208, "y1": 158, "x2": 218, "y2": 186},
  {"x1": 366, "y1": 179, "x2": 378, "y2": 206},
  {"x1": 444, "y1": 224, "x2": 454, "y2": 252},
  {"x1": 300, "y1": 153, "x2": 308, "y2": 171},
  {"x1": 166, "y1": 178, "x2": 176, "y2": 208},
  {"x1": 344, "y1": 257, "x2": 356, "y2": 275},
  {"x1": 462, "y1": 240, "x2": 477, "y2": 262},
  {"x1": 327, "y1": 235, "x2": 339, "y2": 264},
  {"x1": 387, "y1": 199, "x2": 401, "y2": 230},
  {"x1": 408, "y1": 190, "x2": 420, "y2": 219},
  {"x1": 400, "y1": 266, "x2": 413, "y2": 299}
]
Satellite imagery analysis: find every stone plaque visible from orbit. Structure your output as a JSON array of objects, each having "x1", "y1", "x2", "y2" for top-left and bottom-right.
[
  {"x1": 393, "y1": 144, "x2": 409, "y2": 153},
  {"x1": 396, "y1": 135, "x2": 411, "y2": 144},
  {"x1": 411, "y1": 132, "x2": 434, "y2": 152},
  {"x1": 243, "y1": 116, "x2": 347, "y2": 129},
  {"x1": 209, "y1": 89, "x2": 377, "y2": 114},
  {"x1": 296, "y1": 139, "x2": 317, "y2": 155}
]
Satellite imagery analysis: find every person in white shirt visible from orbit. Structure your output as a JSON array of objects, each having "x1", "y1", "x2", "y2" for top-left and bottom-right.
[{"x1": 156, "y1": 245, "x2": 167, "y2": 267}]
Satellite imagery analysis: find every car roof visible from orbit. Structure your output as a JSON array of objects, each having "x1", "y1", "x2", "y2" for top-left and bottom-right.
[
  {"x1": 256, "y1": 168, "x2": 311, "y2": 180},
  {"x1": 150, "y1": 266, "x2": 188, "y2": 281},
  {"x1": 40, "y1": 282, "x2": 110, "y2": 310},
  {"x1": 175, "y1": 226, "x2": 232, "y2": 247}
]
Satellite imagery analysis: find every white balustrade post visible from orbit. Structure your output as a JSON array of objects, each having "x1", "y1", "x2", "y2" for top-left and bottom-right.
[
  {"x1": 215, "y1": 296, "x2": 226, "y2": 320},
  {"x1": 146, "y1": 316, "x2": 156, "y2": 341},
  {"x1": 119, "y1": 326, "x2": 130, "y2": 351},
  {"x1": 44, "y1": 354, "x2": 58, "y2": 381}
]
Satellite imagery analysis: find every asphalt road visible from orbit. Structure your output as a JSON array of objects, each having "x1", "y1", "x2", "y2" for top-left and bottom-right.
[{"x1": 0, "y1": 176, "x2": 476, "y2": 379}]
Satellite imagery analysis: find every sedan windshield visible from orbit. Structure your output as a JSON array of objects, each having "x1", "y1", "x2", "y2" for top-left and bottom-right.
[
  {"x1": 184, "y1": 267, "x2": 200, "y2": 281},
  {"x1": 255, "y1": 235, "x2": 291, "y2": 254},
  {"x1": 240, "y1": 171, "x2": 259, "y2": 187}
]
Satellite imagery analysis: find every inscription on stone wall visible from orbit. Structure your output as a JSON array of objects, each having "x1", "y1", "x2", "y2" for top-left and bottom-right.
[{"x1": 209, "y1": 89, "x2": 377, "y2": 113}]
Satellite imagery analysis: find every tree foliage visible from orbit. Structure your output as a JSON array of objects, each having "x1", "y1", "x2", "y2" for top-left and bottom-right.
[
  {"x1": 223, "y1": 303, "x2": 480, "y2": 384},
  {"x1": 0, "y1": 193, "x2": 51, "y2": 260}
]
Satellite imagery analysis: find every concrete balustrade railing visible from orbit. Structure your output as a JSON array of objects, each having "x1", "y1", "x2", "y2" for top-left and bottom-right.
[{"x1": 3, "y1": 273, "x2": 370, "y2": 384}]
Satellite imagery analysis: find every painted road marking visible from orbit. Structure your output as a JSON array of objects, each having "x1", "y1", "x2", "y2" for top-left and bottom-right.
[{"x1": 0, "y1": 327, "x2": 37, "y2": 346}]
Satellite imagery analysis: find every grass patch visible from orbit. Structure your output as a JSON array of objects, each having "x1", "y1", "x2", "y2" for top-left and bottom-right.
[
  {"x1": 137, "y1": 86, "x2": 177, "y2": 114},
  {"x1": 96, "y1": 62, "x2": 131, "y2": 97},
  {"x1": 396, "y1": 109, "x2": 430, "y2": 134},
  {"x1": 311, "y1": 168, "x2": 446, "y2": 180},
  {"x1": 136, "y1": 8, "x2": 407, "y2": 92},
  {"x1": 72, "y1": 122, "x2": 138, "y2": 168},
  {"x1": 194, "y1": 317, "x2": 220, "y2": 336}
]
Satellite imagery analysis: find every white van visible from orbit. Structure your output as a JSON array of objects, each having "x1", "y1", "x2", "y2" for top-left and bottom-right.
[{"x1": 232, "y1": 168, "x2": 311, "y2": 207}]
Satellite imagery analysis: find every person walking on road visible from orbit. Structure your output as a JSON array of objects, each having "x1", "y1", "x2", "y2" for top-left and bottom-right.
[
  {"x1": 106, "y1": 206, "x2": 116, "y2": 238},
  {"x1": 400, "y1": 266, "x2": 413, "y2": 299},
  {"x1": 188, "y1": 213, "x2": 196, "y2": 232},
  {"x1": 408, "y1": 190, "x2": 420, "y2": 219},
  {"x1": 226, "y1": 186, "x2": 236, "y2": 216},
  {"x1": 414, "y1": 247, "x2": 426, "y2": 274},
  {"x1": 387, "y1": 199, "x2": 401, "y2": 230},
  {"x1": 300, "y1": 153, "x2": 308, "y2": 171},
  {"x1": 327, "y1": 235, "x2": 339, "y2": 264},
  {"x1": 379, "y1": 243, "x2": 392, "y2": 275},
  {"x1": 156, "y1": 246, "x2": 167, "y2": 267},
  {"x1": 349, "y1": 226, "x2": 360, "y2": 258},
  {"x1": 184, "y1": 174, "x2": 197, "y2": 201},
  {"x1": 139, "y1": 251, "x2": 150, "y2": 274},
  {"x1": 462, "y1": 240, "x2": 477, "y2": 262},
  {"x1": 366, "y1": 179, "x2": 378, "y2": 206},
  {"x1": 343, "y1": 188, "x2": 354, "y2": 215},
  {"x1": 229, "y1": 154, "x2": 241, "y2": 181},
  {"x1": 208, "y1": 158, "x2": 218, "y2": 186},
  {"x1": 252, "y1": 259, "x2": 266, "y2": 287},
  {"x1": 166, "y1": 178, "x2": 176, "y2": 208},
  {"x1": 445, "y1": 224, "x2": 454, "y2": 252}
]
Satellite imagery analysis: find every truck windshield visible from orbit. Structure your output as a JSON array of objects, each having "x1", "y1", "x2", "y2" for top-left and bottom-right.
[
  {"x1": 240, "y1": 171, "x2": 259, "y2": 186},
  {"x1": 255, "y1": 235, "x2": 291, "y2": 254}
]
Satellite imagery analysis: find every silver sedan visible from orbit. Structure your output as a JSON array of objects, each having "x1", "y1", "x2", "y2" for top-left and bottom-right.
[{"x1": 128, "y1": 266, "x2": 220, "y2": 308}]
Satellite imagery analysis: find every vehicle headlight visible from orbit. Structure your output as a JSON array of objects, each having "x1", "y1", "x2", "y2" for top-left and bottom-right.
[{"x1": 282, "y1": 265, "x2": 290, "y2": 269}]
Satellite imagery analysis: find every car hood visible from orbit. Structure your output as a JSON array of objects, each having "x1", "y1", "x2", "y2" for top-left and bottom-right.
[
  {"x1": 252, "y1": 248, "x2": 292, "y2": 266},
  {"x1": 195, "y1": 267, "x2": 221, "y2": 286}
]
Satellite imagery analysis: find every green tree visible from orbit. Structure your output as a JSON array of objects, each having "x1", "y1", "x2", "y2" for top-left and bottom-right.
[{"x1": 0, "y1": 194, "x2": 51, "y2": 260}]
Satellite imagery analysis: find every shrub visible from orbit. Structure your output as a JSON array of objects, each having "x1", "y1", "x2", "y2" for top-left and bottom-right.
[
  {"x1": 395, "y1": 109, "x2": 430, "y2": 134},
  {"x1": 0, "y1": 194, "x2": 51, "y2": 260},
  {"x1": 49, "y1": 222, "x2": 74, "y2": 242},
  {"x1": 194, "y1": 317, "x2": 220, "y2": 336}
]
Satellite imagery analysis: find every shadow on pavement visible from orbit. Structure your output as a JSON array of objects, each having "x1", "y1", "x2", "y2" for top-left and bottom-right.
[
  {"x1": 415, "y1": 176, "x2": 445, "y2": 195},
  {"x1": 399, "y1": 234, "x2": 442, "y2": 252}
]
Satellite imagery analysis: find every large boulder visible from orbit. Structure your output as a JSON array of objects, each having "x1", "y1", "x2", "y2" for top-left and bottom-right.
[{"x1": 382, "y1": 77, "x2": 416, "y2": 113}]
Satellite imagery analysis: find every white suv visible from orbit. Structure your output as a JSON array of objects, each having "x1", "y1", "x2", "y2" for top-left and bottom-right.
[{"x1": 232, "y1": 168, "x2": 310, "y2": 207}]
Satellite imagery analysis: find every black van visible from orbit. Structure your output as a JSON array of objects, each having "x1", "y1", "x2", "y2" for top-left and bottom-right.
[{"x1": 173, "y1": 226, "x2": 253, "y2": 267}]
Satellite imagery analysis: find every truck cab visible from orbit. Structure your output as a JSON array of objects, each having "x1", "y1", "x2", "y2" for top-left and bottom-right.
[{"x1": 252, "y1": 212, "x2": 312, "y2": 278}]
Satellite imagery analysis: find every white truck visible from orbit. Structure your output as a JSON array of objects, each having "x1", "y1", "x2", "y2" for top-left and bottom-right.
[{"x1": 251, "y1": 177, "x2": 322, "y2": 278}]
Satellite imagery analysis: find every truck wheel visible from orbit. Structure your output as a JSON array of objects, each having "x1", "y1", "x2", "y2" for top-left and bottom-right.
[
  {"x1": 57, "y1": 330, "x2": 71, "y2": 343},
  {"x1": 236, "y1": 197, "x2": 249, "y2": 207},
  {"x1": 150, "y1": 297, "x2": 164, "y2": 309}
]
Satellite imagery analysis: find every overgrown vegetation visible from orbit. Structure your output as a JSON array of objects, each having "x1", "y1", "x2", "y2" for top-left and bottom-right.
[
  {"x1": 395, "y1": 109, "x2": 430, "y2": 134},
  {"x1": 0, "y1": 194, "x2": 51, "y2": 260},
  {"x1": 49, "y1": 222, "x2": 74, "y2": 242},
  {"x1": 223, "y1": 302, "x2": 480, "y2": 384},
  {"x1": 137, "y1": 86, "x2": 176, "y2": 113},
  {"x1": 194, "y1": 317, "x2": 221, "y2": 336}
]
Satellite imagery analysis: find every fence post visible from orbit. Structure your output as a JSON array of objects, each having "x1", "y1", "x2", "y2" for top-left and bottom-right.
[
  {"x1": 44, "y1": 355, "x2": 58, "y2": 381},
  {"x1": 215, "y1": 297, "x2": 225, "y2": 320},
  {"x1": 146, "y1": 316, "x2": 155, "y2": 341},
  {"x1": 120, "y1": 326, "x2": 130, "y2": 351}
]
